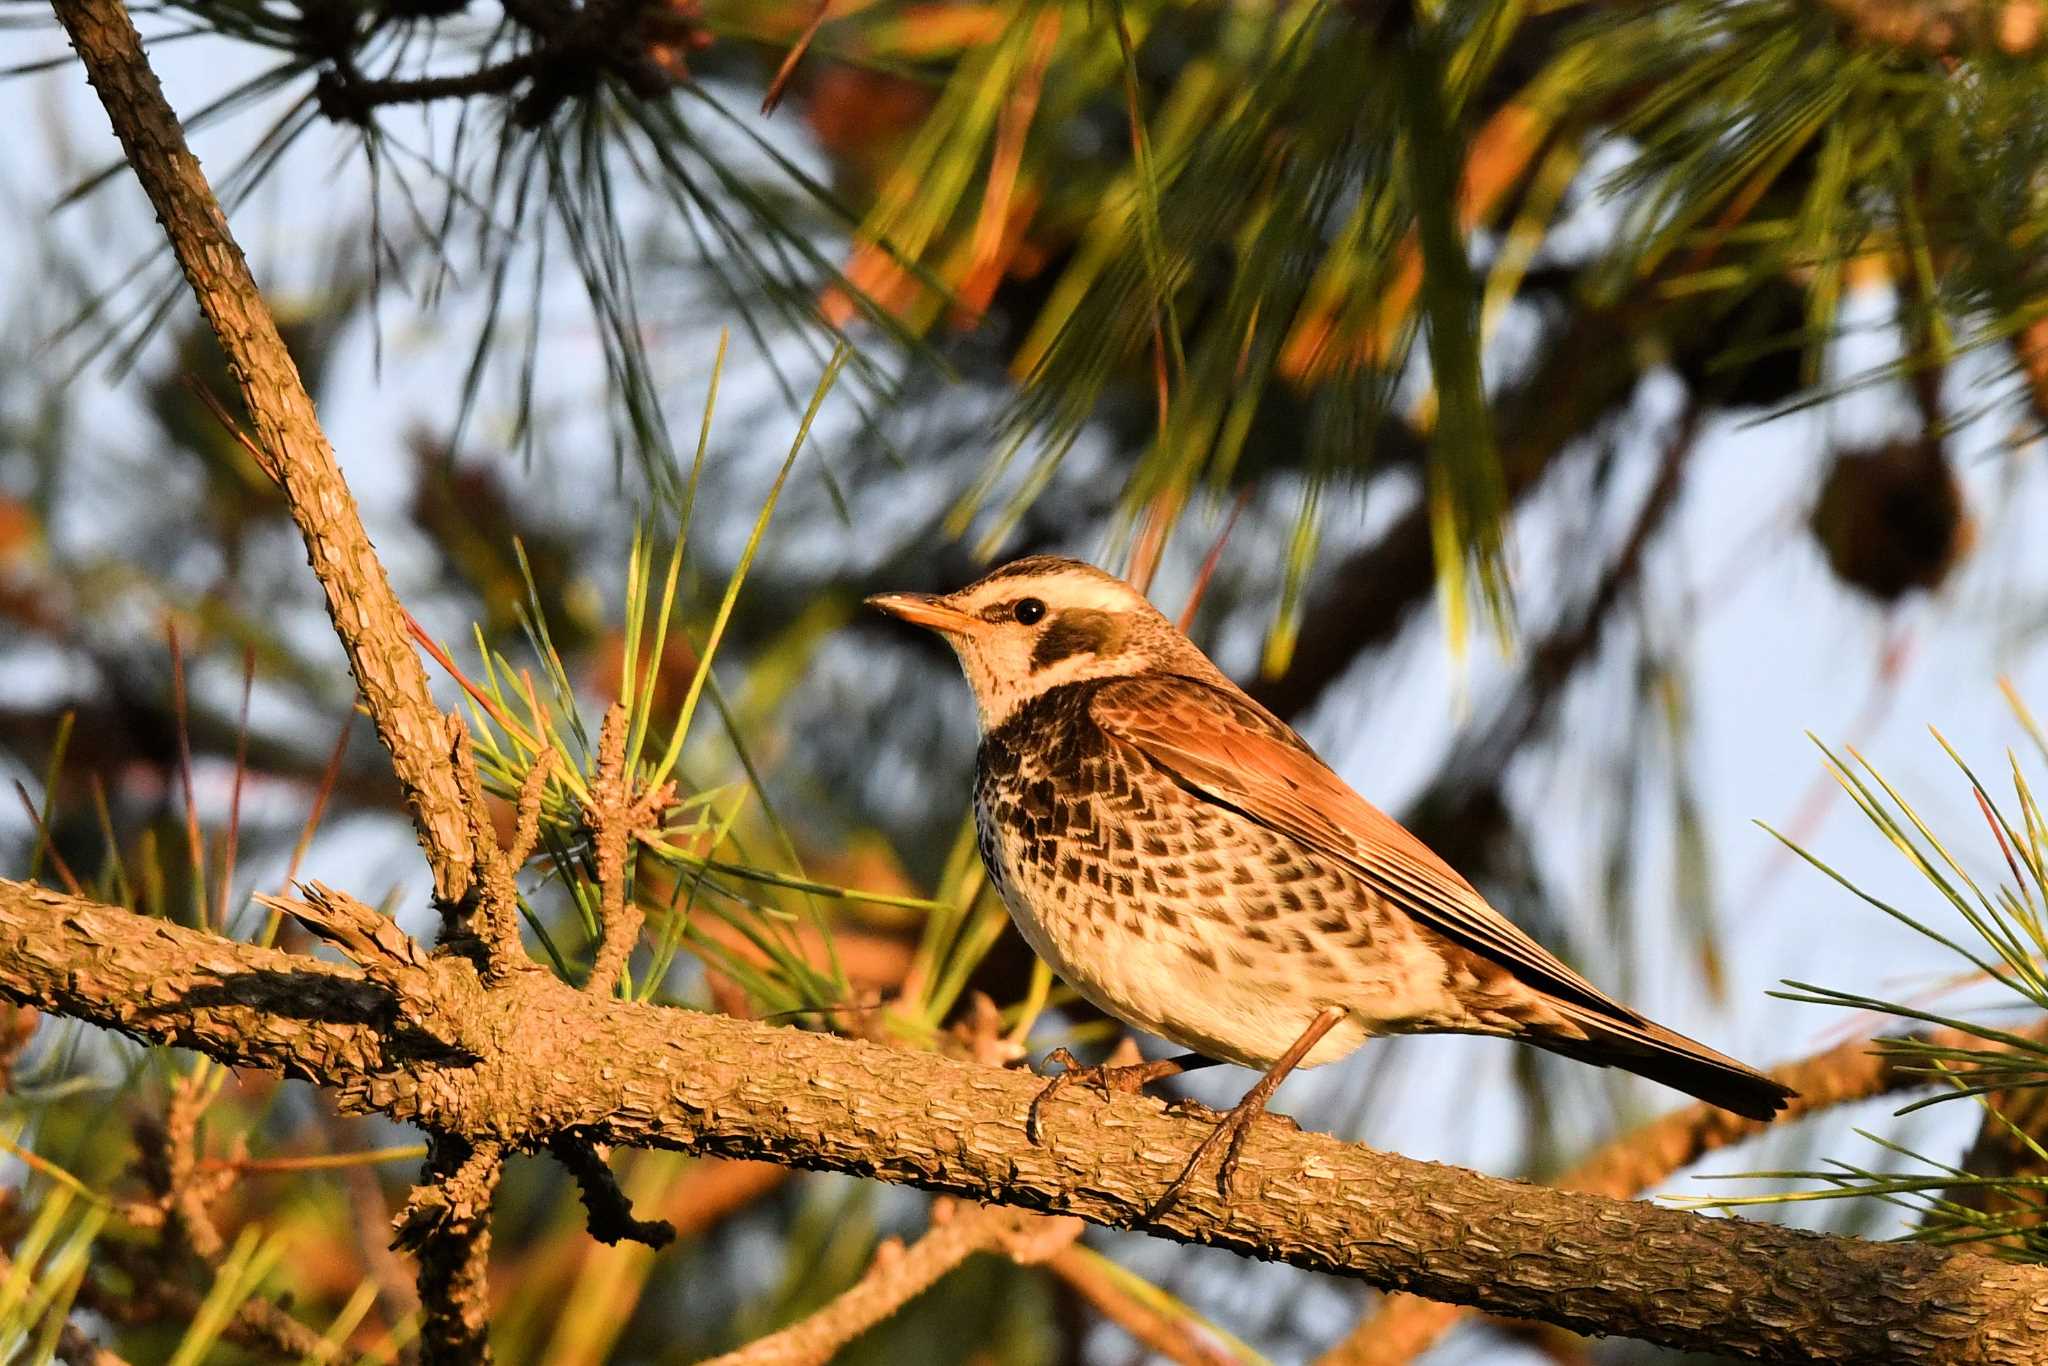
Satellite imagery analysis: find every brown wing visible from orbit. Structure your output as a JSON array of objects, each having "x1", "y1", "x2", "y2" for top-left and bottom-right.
[{"x1": 1088, "y1": 673, "x2": 1647, "y2": 1025}]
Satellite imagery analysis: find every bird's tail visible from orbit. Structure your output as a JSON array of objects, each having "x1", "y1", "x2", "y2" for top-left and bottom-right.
[{"x1": 1536, "y1": 1003, "x2": 1795, "y2": 1121}]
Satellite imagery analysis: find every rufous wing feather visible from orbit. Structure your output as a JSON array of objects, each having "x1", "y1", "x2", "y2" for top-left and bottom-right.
[
  {"x1": 1088, "y1": 674, "x2": 1633, "y2": 1019},
  {"x1": 1088, "y1": 674, "x2": 1793, "y2": 1118}
]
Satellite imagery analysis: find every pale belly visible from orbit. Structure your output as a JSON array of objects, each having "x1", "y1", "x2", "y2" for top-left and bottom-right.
[{"x1": 973, "y1": 772, "x2": 1462, "y2": 1071}]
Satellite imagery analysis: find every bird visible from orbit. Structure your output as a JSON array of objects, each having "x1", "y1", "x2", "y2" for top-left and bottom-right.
[{"x1": 867, "y1": 555, "x2": 1794, "y2": 1209}]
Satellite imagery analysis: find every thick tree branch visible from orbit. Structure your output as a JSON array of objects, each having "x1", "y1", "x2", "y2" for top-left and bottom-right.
[
  {"x1": 1319, "y1": 1021, "x2": 2048, "y2": 1365},
  {"x1": 6, "y1": 880, "x2": 2048, "y2": 1366},
  {"x1": 50, "y1": 0, "x2": 477, "y2": 903}
]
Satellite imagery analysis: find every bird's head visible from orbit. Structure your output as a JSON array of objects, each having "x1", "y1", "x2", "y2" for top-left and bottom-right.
[{"x1": 867, "y1": 556, "x2": 1221, "y2": 729}]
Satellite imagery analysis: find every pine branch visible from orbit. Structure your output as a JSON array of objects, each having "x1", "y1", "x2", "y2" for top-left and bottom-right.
[
  {"x1": 698, "y1": 1199, "x2": 1082, "y2": 1366},
  {"x1": 393, "y1": 1133, "x2": 502, "y2": 1361},
  {"x1": 1318, "y1": 1019, "x2": 2048, "y2": 1366},
  {"x1": 4, "y1": 878, "x2": 2048, "y2": 1366},
  {"x1": 49, "y1": 0, "x2": 479, "y2": 905}
]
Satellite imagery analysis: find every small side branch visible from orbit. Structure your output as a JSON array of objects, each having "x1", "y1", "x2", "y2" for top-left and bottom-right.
[
  {"x1": 447, "y1": 719, "x2": 549, "y2": 976},
  {"x1": 549, "y1": 1132, "x2": 676, "y2": 1249},
  {"x1": 583, "y1": 706, "x2": 671, "y2": 998},
  {"x1": 314, "y1": 51, "x2": 549, "y2": 122},
  {"x1": 254, "y1": 882, "x2": 472, "y2": 1056},
  {"x1": 396, "y1": 1134, "x2": 504, "y2": 1366},
  {"x1": 103, "y1": 1070, "x2": 330, "y2": 1360},
  {"x1": 313, "y1": 0, "x2": 709, "y2": 128},
  {"x1": 701, "y1": 1199, "x2": 1084, "y2": 1366}
]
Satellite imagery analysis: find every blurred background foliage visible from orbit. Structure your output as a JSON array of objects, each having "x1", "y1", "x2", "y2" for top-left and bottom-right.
[{"x1": 2, "y1": 0, "x2": 2048, "y2": 1360}]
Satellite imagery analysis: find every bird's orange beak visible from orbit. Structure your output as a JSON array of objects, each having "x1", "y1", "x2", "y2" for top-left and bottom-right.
[{"x1": 866, "y1": 591, "x2": 979, "y2": 635}]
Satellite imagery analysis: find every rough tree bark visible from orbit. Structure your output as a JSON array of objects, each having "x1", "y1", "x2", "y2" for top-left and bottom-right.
[
  {"x1": 1318, "y1": 1021, "x2": 2048, "y2": 1366},
  {"x1": 6, "y1": 878, "x2": 2048, "y2": 1365},
  {"x1": 48, "y1": 0, "x2": 477, "y2": 904},
  {"x1": 27, "y1": 0, "x2": 2048, "y2": 1361}
]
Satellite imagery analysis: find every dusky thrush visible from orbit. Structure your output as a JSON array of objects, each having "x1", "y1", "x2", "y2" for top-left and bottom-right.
[{"x1": 870, "y1": 556, "x2": 1792, "y2": 1208}]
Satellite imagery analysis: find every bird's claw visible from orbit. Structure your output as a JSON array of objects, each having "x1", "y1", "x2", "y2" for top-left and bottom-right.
[
  {"x1": 1163, "y1": 1095, "x2": 1226, "y2": 1123},
  {"x1": 1143, "y1": 1100, "x2": 1269, "y2": 1220},
  {"x1": 1025, "y1": 1048, "x2": 1180, "y2": 1144},
  {"x1": 1025, "y1": 1047, "x2": 1088, "y2": 1144}
]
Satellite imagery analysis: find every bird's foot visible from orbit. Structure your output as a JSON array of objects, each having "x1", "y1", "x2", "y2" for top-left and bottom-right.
[
  {"x1": 1026, "y1": 1047, "x2": 1190, "y2": 1144},
  {"x1": 1163, "y1": 1095, "x2": 1226, "y2": 1123},
  {"x1": 1143, "y1": 1006, "x2": 1344, "y2": 1218},
  {"x1": 1143, "y1": 1096, "x2": 1271, "y2": 1219}
]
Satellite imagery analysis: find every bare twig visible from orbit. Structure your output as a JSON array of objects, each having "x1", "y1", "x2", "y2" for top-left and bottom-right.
[
  {"x1": 509, "y1": 748, "x2": 556, "y2": 869},
  {"x1": 314, "y1": 51, "x2": 551, "y2": 123},
  {"x1": 447, "y1": 717, "x2": 540, "y2": 977},
  {"x1": 699, "y1": 1199, "x2": 1084, "y2": 1366},
  {"x1": 491, "y1": 1158, "x2": 786, "y2": 1314},
  {"x1": 584, "y1": 707, "x2": 643, "y2": 997},
  {"x1": 101, "y1": 1078, "x2": 331, "y2": 1362},
  {"x1": 315, "y1": 0, "x2": 700, "y2": 127},
  {"x1": 158, "y1": 1070, "x2": 232, "y2": 1261},
  {"x1": 254, "y1": 883, "x2": 466, "y2": 1056},
  {"x1": 549, "y1": 1132, "x2": 676, "y2": 1248}
]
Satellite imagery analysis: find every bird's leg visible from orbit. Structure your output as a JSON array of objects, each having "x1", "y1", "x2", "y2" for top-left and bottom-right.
[
  {"x1": 1026, "y1": 1048, "x2": 1217, "y2": 1144},
  {"x1": 1145, "y1": 1006, "x2": 1346, "y2": 1218}
]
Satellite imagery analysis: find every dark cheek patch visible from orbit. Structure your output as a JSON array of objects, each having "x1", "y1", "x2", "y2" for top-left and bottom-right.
[{"x1": 1030, "y1": 610, "x2": 1121, "y2": 672}]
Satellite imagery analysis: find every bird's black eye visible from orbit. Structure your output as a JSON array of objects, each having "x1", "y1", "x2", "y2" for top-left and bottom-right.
[{"x1": 1013, "y1": 597, "x2": 1046, "y2": 626}]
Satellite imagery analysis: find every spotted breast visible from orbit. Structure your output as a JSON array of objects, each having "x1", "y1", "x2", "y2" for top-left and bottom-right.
[{"x1": 973, "y1": 679, "x2": 1474, "y2": 1070}]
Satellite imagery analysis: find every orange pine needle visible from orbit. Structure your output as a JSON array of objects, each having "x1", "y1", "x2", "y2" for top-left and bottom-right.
[
  {"x1": 1975, "y1": 786, "x2": 2030, "y2": 903},
  {"x1": 404, "y1": 610, "x2": 539, "y2": 752},
  {"x1": 761, "y1": 0, "x2": 834, "y2": 116},
  {"x1": 167, "y1": 618, "x2": 207, "y2": 919},
  {"x1": 15, "y1": 778, "x2": 83, "y2": 897},
  {"x1": 1178, "y1": 487, "x2": 1254, "y2": 633},
  {"x1": 178, "y1": 374, "x2": 281, "y2": 487},
  {"x1": 217, "y1": 644, "x2": 254, "y2": 932}
]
